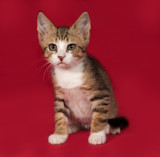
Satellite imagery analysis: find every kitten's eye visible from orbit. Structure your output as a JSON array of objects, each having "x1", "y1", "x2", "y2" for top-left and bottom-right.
[
  {"x1": 49, "y1": 44, "x2": 57, "y2": 51},
  {"x1": 67, "y1": 44, "x2": 76, "y2": 50}
]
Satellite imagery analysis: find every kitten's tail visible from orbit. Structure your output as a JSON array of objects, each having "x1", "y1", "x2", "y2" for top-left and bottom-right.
[{"x1": 108, "y1": 116, "x2": 129, "y2": 130}]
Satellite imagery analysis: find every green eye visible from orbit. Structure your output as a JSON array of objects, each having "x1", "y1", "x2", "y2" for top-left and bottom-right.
[
  {"x1": 67, "y1": 44, "x2": 76, "y2": 50},
  {"x1": 49, "y1": 44, "x2": 57, "y2": 51}
]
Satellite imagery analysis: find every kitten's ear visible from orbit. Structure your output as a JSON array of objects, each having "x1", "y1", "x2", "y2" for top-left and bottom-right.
[
  {"x1": 37, "y1": 12, "x2": 56, "y2": 41},
  {"x1": 70, "y1": 12, "x2": 91, "y2": 40}
]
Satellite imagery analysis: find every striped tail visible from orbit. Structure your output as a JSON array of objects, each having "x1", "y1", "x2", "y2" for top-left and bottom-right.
[{"x1": 108, "y1": 116, "x2": 129, "y2": 130}]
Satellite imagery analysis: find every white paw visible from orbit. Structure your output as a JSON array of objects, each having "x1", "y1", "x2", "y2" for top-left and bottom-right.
[
  {"x1": 88, "y1": 130, "x2": 106, "y2": 145},
  {"x1": 105, "y1": 124, "x2": 110, "y2": 134},
  {"x1": 48, "y1": 134, "x2": 68, "y2": 145},
  {"x1": 68, "y1": 124, "x2": 80, "y2": 134},
  {"x1": 82, "y1": 124, "x2": 90, "y2": 130},
  {"x1": 105, "y1": 124, "x2": 121, "y2": 135},
  {"x1": 110, "y1": 128, "x2": 121, "y2": 135}
]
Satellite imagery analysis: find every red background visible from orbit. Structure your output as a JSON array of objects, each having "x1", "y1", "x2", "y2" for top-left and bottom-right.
[{"x1": 0, "y1": 0, "x2": 160, "y2": 156}]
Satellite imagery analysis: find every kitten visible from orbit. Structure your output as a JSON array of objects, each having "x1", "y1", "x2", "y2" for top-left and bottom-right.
[{"x1": 37, "y1": 12, "x2": 128, "y2": 145}]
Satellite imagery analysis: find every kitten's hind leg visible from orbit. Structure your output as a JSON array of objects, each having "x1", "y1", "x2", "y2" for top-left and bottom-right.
[
  {"x1": 82, "y1": 124, "x2": 90, "y2": 130},
  {"x1": 105, "y1": 124, "x2": 121, "y2": 135},
  {"x1": 106, "y1": 116, "x2": 129, "y2": 135},
  {"x1": 68, "y1": 121, "x2": 81, "y2": 134}
]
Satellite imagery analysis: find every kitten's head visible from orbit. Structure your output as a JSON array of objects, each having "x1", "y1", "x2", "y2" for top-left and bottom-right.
[{"x1": 37, "y1": 12, "x2": 91, "y2": 68}]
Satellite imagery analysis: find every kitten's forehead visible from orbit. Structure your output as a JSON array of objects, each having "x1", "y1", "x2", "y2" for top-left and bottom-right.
[{"x1": 56, "y1": 27, "x2": 69, "y2": 42}]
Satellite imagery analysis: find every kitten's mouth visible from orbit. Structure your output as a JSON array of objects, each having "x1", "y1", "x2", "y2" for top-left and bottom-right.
[
  {"x1": 57, "y1": 62, "x2": 67, "y2": 66},
  {"x1": 58, "y1": 62, "x2": 65, "y2": 65}
]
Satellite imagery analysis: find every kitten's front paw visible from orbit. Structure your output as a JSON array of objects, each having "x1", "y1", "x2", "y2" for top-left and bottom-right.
[
  {"x1": 88, "y1": 131, "x2": 106, "y2": 145},
  {"x1": 48, "y1": 134, "x2": 68, "y2": 145}
]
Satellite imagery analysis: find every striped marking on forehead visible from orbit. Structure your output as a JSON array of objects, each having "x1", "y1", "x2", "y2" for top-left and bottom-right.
[{"x1": 56, "y1": 26, "x2": 69, "y2": 41}]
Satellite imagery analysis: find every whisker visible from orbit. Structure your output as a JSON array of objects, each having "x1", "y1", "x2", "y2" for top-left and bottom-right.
[
  {"x1": 38, "y1": 62, "x2": 51, "y2": 72},
  {"x1": 71, "y1": 60, "x2": 77, "y2": 65},
  {"x1": 43, "y1": 63, "x2": 53, "y2": 80}
]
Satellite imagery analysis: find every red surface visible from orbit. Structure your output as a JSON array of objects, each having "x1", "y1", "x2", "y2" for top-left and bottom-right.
[{"x1": 0, "y1": 0, "x2": 160, "y2": 156}]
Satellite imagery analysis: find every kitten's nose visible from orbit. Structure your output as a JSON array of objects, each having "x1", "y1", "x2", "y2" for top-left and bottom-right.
[{"x1": 58, "y1": 56, "x2": 65, "y2": 61}]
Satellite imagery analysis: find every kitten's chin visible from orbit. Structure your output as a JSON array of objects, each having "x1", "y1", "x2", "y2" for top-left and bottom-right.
[
  {"x1": 54, "y1": 62, "x2": 71, "y2": 69},
  {"x1": 57, "y1": 63, "x2": 68, "y2": 68},
  {"x1": 53, "y1": 58, "x2": 83, "y2": 69}
]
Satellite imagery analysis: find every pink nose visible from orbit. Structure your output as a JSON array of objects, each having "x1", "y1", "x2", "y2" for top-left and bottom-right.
[{"x1": 58, "y1": 56, "x2": 65, "y2": 61}]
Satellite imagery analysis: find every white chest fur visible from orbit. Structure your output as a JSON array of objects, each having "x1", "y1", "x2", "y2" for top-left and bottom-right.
[
  {"x1": 63, "y1": 88, "x2": 92, "y2": 124},
  {"x1": 54, "y1": 62, "x2": 92, "y2": 124},
  {"x1": 54, "y1": 62, "x2": 84, "y2": 89}
]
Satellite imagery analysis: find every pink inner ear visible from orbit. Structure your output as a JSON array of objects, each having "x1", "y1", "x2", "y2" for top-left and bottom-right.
[
  {"x1": 70, "y1": 12, "x2": 90, "y2": 34},
  {"x1": 37, "y1": 12, "x2": 56, "y2": 35}
]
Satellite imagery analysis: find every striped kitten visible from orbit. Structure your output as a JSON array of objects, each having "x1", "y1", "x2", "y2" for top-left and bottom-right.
[{"x1": 37, "y1": 12, "x2": 128, "y2": 145}]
